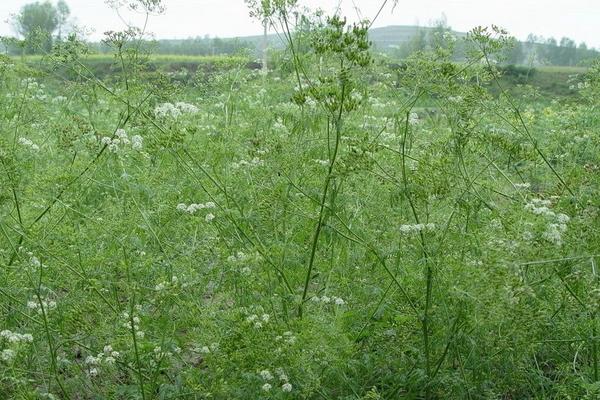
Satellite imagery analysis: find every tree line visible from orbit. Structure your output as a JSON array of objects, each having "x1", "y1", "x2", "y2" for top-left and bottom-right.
[
  {"x1": 389, "y1": 21, "x2": 599, "y2": 67},
  {"x1": 90, "y1": 37, "x2": 254, "y2": 57},
  {"x1": 1, "y1": 0, "x2": 598, "y2": 67}
]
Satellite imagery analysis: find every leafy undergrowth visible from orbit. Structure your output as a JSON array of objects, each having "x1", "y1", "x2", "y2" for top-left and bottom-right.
[{"x1": 0, "y1": 16, "x2": 600, "y2": 400}]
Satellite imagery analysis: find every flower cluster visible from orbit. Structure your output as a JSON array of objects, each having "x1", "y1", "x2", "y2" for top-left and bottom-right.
[
  {"x1": 313, "y1": 159, "x2": 330, "y2": 167},
  {"x1": 0, "y1": 60, "x2": 14, "y2": 70},
  {"x1": 227, "y1": 251, "x2": 254, "y2": 275},
  {"x1": 442, "y1": 31, "x2": 457, "y2": 42},
  {"x1": 21, "y1": 78, "x2": 47, "y2": 101},
  {"x1": 379, "y1": 131, "x2": 398, "y2": 143},
  {"x1": 131, "y1": 135, "x2": 143, "y2": 150},
  {"x1": 245, "y1": 313, "x2": 270, "y2": 329},
  {"x1": 176, "y1": 201, "x2": 216, "y2": 222},
  {"x1": 259, "y1": 368, "x2": 292, "y2": 392},
  {"x1": 196, "y1": 345, "x2": 210, "y2": 354},
  {"x1": 1, "y1": 349, "x2": 15, "y2": 362},
  {"x1": 399, "y1": 223, "x2": 436, "y2": 234},
  {"x1": 231, "y1": 157, "x2": 264, "y2": 169},
  {"x1": 18, "y1": 137, "x2": 40, "y2": 151},
  {"x1": 368, "y1": 96, "x2": 388, "y2": 110},
  {"x1": 200, "y1": 123, "x2": 219, "y2": 136},
  {"x1": 573, "y1": 134, "x2": 590, "y2": 143},
  {"x1": 227, "y1": 251, "x2": 248, "y2": 264},
  {"x1": 28, "y1": 254, "x2": 42, "y2": 268},
  {"x1": 193, "y1": 343, "x2": 218, "y2": 354},
  {"x1": 154, "y1": 102, "x2": 199, "y2": 118},
  {"x1": 175, "y1": 102, "x2": 199, "y2": 114},
  {"x1": 274, "y1": 331, "x2": 297, "y2": 345},
  {"x1": 205, "y1": 213, "x2": 215, "y2": 222},
  {"x1": 543, "y1": 221, "x2": 569, "y2": 245},
  {"x1": 122, "y1": 311, "x2": 145, "y2": 339},
  {"x1": 524, "y1": 198, "x2": 570, "y2": 245},
  {"x1": 311, "y1": 295, "x2": 345, "y2": 305},
  {"x1": 153, "y1": 346, "x2": 173, "y2": 359},
  {"x1": 27, "y1": 297, "x2": 57, "y2": 314},
  {"x1": 273, "y1": 120, "x2": 290, "y2": 135},
  {"x1": 85, "y1": 344, "x2": 120, "y2": 377},
  {"x1": 569, "y1": 81, "x2": 590, "y2": 91},
  {"x1": 176, "y1": 201, "x2": 216, "y2": 215},
  {"x1": 100, "y1": 129, "x2": 143, "y2": 153},
  {"x1": 1, "y1": 330, "x2": 33, "y2": 363},
  {"x1": 524, "y1": 198, "x2": 554, "y2": 216},
  {"x1": 1, "y1": 330, "x2": 33, "y2": 344},
  {"x1": 155, "y1": 275, "x2": 180, "y2": 291},
  {"x1": 408, "y1": 112, "x2": 419, "y2": 125}
]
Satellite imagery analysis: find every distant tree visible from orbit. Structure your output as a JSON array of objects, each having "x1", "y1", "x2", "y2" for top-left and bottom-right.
[
  {"x1": 539, "y1": 37, "x2": 559, "y2": 65},
  {"x1": 523, "y1": 34, "x2": 538, "y2": 64},
  {"x1": 12, "y1": 1, "x2": 58, "y2": 52},
  {"x1": 11, "y1": 1, "x2": 64, "y2": 53},
  {"x1": 392, "y1": 15, "x2": 460, "y2": 60},
  {"x1": 575, "y1": 42, "x2": 600, "y2": 66},
  {"x1": 0, "y1": 36, "x2": 27, "y2": 56},
  {"x1": 505, "y1": 40, "x2": 524, "y2": 65},
  {"x1": 559, "y1": 37, "x2": 576, "y2": 66},
  {"x1": 576, "y1": 42, "x2": 589, "y2": 65},
  {"x1": 520, "y1": 35, "x2": 599, "y2": 66},
  {"x1": 245, "y1": 0, "x2": 299, "y2": 74},
  {"x1": 56, "y1": 0, "x2": 70, "y2": 40},
  {"x1": 395, "y1": 28, "x2": 427, "y2": 59},
  {"x1": 428, "y1": 14, "x2": 452, "y2": 51},
  {"x1": 245, "y1": 0, "x2": 275, "y2": 73}
]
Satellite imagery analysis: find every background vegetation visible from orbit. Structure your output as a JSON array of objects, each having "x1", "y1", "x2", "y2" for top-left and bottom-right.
[{"x1": 0, "y1": 0, "x2": 599, "y2": 399}]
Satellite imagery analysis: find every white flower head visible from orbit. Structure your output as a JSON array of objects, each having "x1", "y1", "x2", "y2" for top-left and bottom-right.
[
  {"x1": 261, "y1": 383, "x2": 272, "y2": 392},
  {"x1": 104, "y1": 356, "x2": 116, "y2": 365},
  {"x1": 115, "y1": 129, "x2": 128, "y2": 140},
  {"x1": 1, "y1": 349, "x2": 15, "y2": 362},
  {"x1": 131, "y1": 135, "x2": 143, "y2": 150},
  {"x1": 18, "y1": 137, "x2": 40, "y2": 151},
  {"x1": 260, "y1": 369, "x2": 273, "y2": 380},
  {"x1": 85, "y1": 355, "x2": 99, "y2": 365}
]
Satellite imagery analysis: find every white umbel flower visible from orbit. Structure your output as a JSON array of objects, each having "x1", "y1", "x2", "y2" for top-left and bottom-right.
[{"x1": 261, "y1": 383, "x2": 272, "y2": 392}]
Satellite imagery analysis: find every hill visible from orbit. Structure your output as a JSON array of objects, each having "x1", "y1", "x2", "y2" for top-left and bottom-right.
[{"x1": 226, "y1": 25, "x2": 467, "y2": 51}]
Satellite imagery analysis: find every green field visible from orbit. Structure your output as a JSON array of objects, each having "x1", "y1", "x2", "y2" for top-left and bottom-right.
[
  {"x1": 11, "y1": 53, "x2": 589, "y2": 96},
  {"x1": 15, "y1": 53, "x2": 250, "y2": 64},
  {"x1": 1, "y1": 18, "x2": 600, "y2": 400}
]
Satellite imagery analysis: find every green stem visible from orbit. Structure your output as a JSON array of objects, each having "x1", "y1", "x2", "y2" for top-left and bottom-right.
[
  {"x1": 299, "y1": 79, "x2": 347, "y2": 318},
  {"x1": 401, "y1": 111, "x2": 433, "y2": 398}
]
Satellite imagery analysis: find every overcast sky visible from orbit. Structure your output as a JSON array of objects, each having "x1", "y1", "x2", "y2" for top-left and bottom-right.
[{"x1": 1, "y1": 0, "x2": 599, "y2": 48}]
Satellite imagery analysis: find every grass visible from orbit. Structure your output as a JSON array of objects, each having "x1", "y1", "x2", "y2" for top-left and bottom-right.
[
  {"x1": 12, "y1": 53, "x2": 250, "y2": 63},
  {"x1": 7, "y1": 50, "x2": 590, "y2": 100}
]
